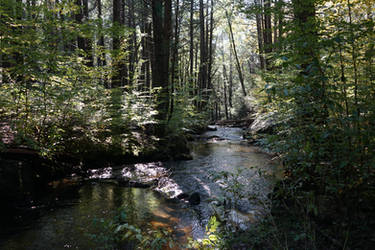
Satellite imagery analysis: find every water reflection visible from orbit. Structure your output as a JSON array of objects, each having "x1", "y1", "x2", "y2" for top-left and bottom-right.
[
  {"x1": 1, "y1": 183, "x2": 194, "y2": 249},
  {"x1": 1, "y1": 127, "x2": 278, "y2": 249}
]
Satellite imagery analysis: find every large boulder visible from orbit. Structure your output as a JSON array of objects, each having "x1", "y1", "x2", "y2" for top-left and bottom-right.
[{"x1": 250, "y1": 112, "x2": 278, "y2": 134}]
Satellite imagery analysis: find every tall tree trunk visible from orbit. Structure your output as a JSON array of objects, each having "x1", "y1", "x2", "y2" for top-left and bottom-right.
[
  {"x1": 127, "y1": 0, "x2": 136, "y2": 86},
  {"x1": 292, "y1": 0, "x2": 329, "y2": 178},
  {"x1": 189, "y1": 0, "x2": 194, "y2": 98},
  {"x1": 292, "y1": 0, "x2": 326, "y2": 118},
  {"x1": 273, "y1": 0, "x2": 278, "y2": 44},
  {"x1": 198, "y1": 0, "x2": 207, "y2": 109},
  {"x1": 275, "y1": 0, "x2": 284, "y2": 51},
  {"x1": 152, "y1": 0, "x2": 172, "y2": 130},
  {"x1": 226, "y1": 10, "x2": 247, "y2": 96},
  {"x1": 140, "y1": 0, "x2": 148, "y2": 90},
  {"x1": 75, "y1": 0, "x2": 85, "y2": 52},
  {"x1": 229, "y1": 44, "x2": 233, "y2": 108},
  {"x1": 263, "y1": 0, "x2": 272, "y2": 69},
  {"x1": 97, "y1": 0, "x2": 106, "y2": 67},
  {"x1": 223, "y1": 64, "x2": 229, "y2": 120},
  {"x1": 82, "y1": 0, "x2": 93, "y2": 66},
  {"x1": 207, "y1": 0, "x2": 214, "y2": 95},
  {"x1": 170, "y1": 0, "x2": 181, "y2": 120},
  {"x1": 112, "y1": 0, "x2": 122, "y2": 88},
  {"x1": 255, "y1": 0, "x2": 265, "y2": 70}
]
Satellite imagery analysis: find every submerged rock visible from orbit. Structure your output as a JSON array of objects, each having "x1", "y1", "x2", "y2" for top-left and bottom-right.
[
  {"x1": 86, "y1": 127, "x2": 275, "y2": 236},
  {"x1": 177, "y1": 193, "x2": 189, "y2": 200},
  {"x1": 189, "y1": 192, "x2": 201, "y2": 205},
  {"x1": 207, "y1": 135, "x2": 225, "y2": 141},
  {"x1": 207, "y1": 125, "x2": 217, "y2": 131}
]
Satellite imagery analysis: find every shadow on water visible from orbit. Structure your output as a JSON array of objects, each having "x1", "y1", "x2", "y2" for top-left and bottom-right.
[
  {"x1": 0, "y1": 127, "x2": 279, "y2": 249},
  {"x1": 0, "y1": 183, "x2": 195, "y2": 249}
]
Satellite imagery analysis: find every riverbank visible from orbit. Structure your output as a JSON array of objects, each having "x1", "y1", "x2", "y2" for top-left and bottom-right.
[
  {"x1": 0, "y1": 123, "x2": 205, "y2": 233},
  {"x1": 219, "y1": 115, "x2": 375, "y2": 250},
  {"x1": 0, "y1": 126, "x2": 279, "y2": 249}
]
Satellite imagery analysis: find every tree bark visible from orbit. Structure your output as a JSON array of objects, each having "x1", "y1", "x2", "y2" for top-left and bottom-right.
[
  {"x1": 207, "y1": 0, "x2": 214, "y2": 95},
  {"x1": 229, "y1": 44, "x2": 233, "y2": 108},
  {"x1": 127, "y1": 0, "x2": 136, "y2": 86},
  {"x1": 112, "y1": 0, "x2": 122, "y2": 88},
  {"x1": 152, "y1": 0, "x2": 172, "y2": 129},
  {"x1": 97, "y1": 0, "x2": 106, "y2": 67},
  {"x1": 223, "y1": 64, "x2": 229, "y2": 120},
  {"x1": 226, "y1": 10, "x2": 247, "y2": 96},
  {"x1": 198, "y1": 0, "x2": 208, "y2": 109},
  {"x1": 170, "y1": 0, "x2": 181, "y2": 120},
  {"x1": 82, "y1": 0, "x2": 93, "y2": 66},
  {"x1": 263, "y1": 0, "x2": 272, "y2": 69},
  {"x1": 75, "y1": 0, "x2": 85, "y2": 52},
  {"x1": 189, "y1": 0, "x2": 195, "y2": 99},
  {"x1": 255, "y1": 0, "x2": 265, "y2": 70}
]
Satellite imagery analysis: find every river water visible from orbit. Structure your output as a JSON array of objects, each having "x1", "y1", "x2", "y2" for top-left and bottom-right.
[{"x1": 0, "y1": 127, "x2": 279, "y2": 249}]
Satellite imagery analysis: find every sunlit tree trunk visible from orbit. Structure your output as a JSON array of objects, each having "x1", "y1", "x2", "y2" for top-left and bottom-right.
[
  {"x1": 207, "y1": 0, "x2": 214, "y2": 96},
  {"x1": 226, "y1": 10, "x2": 247, "y2": 96},
  {"x1": 127, "y1": 0, "x2": 136, "y2": 86},
  {"x1": 198, "y1": 0, "x2": 207, "y2": 109},
  {"x1": 97, "y1": 0, "x2": 106, "y2": 67},
  {"x1": 223, "y1": 64, "x2": 229, "y2": 120},
  {"x1": 229, "y1": 43, "x2": 233, "y2": 108},
  {"x1": 254, "y1": 0, "x2": 265, "y2": 70},
  {"x1": 170, "y1": 0, "x2": 181, "y2": 120},
  {"x1": 263, "y1": 0, "x2": 272, "y2": 69}
]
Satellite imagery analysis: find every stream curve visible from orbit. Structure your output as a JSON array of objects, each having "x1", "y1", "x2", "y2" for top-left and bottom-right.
[{"x1": 0, "y1": 127, "x2": 279, "y2": 249}]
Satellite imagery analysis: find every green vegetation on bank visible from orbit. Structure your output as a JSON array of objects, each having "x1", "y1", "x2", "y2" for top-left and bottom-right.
[
  {"x1": 1, "y1": 0, "x2": 374, "y2": 249},
  {"x1": 237, "y1": 0, "x2": 375, "y2": 248}
]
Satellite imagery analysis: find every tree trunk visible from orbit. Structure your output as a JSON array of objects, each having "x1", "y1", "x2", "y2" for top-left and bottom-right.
[
  {"x1": 82, "y1": 0, "x2": 93, "y2": 66},
  {"x1": 170, "y1": 0, "x2": 181, "y2": 120},
  {"x1": 207, "y1": 0, "x2": 214, "y2": 95},
  {"x1": 152, "y1": 0, "x2": 172, "y2": 130},
  {"x1": 223, "y1": 64, "x2": 229, "y2": 120},
  {"x1": 229, "y1": 43, "x2": 233, "y2": 108},
  {"x1": 127, "y1": 0, "x2": 136, "y2": 86},
  {"x1": 263, "y1": 0, "x2": 272, "y2": 69},
  {"x1": 112, "y1": 0, "x2": 122, "y2": 88},
  {"x1": 198, "y1": 0, "x2": 208, "y2": 109},
  {"x1": 189, "y1": 0, "x2": 195, "y2": 98},
  {"x1": 226, "y1": 10, "x2": 247, "y2": 96},
  {"x1": 97, "y1": 0, "x2": 106, "y2": 67},
  {"x1": 255, "y1": 0, "x2": 265, "y2": 70},
  {"x1": 75, "y1": 0, "x2": 85, "y2": 52}
]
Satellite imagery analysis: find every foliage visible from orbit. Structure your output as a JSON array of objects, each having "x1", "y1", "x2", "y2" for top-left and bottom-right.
[
  {"x1": 238, "y1": 0, "x2": 375, "y2": 248},
  {"x1": 167, "y1": 91, "x2": 209, "y2": 136},
  {"x1": 187, "y1": 216, "x2": 224, "y2": 249},
  {"x1": 88, "y1": 209, "x2": 176, "y2": 250},
  {"x1": 0, "y1": 0, "x2": 159, "y2": 159},
  {"x1": 210, "y1": 169, "x2": 247, "y2": 209}
]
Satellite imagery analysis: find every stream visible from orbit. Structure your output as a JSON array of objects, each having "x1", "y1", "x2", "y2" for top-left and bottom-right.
[{"x1": 0, "y1": 127, "x2": 279, "y2": 249}]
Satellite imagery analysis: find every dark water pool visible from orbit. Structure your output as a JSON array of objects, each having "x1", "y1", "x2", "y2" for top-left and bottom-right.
[{"x1": 0, "y1": 127, "x2": 279, "y2": 249}]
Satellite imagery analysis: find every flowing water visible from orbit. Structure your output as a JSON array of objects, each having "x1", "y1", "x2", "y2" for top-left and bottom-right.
[{"x1": 0, "y1": 127, "x2": 279, "y2": 249}]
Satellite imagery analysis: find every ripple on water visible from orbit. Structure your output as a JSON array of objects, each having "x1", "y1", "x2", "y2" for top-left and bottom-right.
[{"x1": 1, "y1": 127, "x2": 279, "y2": 249}]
